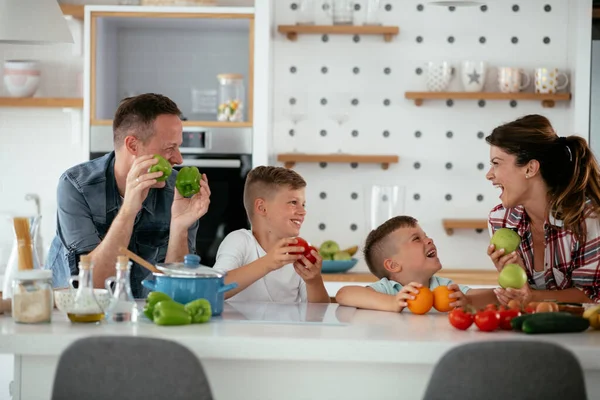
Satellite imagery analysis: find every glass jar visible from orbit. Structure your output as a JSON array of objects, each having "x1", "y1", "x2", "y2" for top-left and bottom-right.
[
  {"x1": 217, "y1": 73, "x2": 245, "y2": 122},
  {"x1": 12, "y1": 269, "x2": 53, "y2": 324}
]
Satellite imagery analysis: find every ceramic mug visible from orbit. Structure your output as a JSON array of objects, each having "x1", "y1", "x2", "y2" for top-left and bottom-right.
[
  {"x1": 535, "y1": 68, "x2": 569, "y2": 94},
  {"x1": 426, "y1": 61, "x2": 454, "y2": 92},
  {"x1": 461, "y1": 61, "x2": 487, "y2": 92},
  {"x1": 498, "y1": 67, "x2": 530, "y2": 93}
]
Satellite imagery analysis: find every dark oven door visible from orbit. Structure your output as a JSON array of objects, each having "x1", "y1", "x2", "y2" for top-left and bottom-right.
[{"x1": 177, "y1": 153, "x2": 252, "y2": 267}]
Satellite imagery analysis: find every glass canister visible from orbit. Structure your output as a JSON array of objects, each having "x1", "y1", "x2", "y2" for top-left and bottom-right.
[
  {"x1": 12, "y1": 269, "x2": 53, "y2": 324},
  {"x1": 217, "y1": 73, "x2": 245, "y2": 122}
]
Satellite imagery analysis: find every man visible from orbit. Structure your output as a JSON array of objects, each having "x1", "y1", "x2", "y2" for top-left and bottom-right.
[{"x1": 46, "y1": 93, "x2": 211, "y2": 298}]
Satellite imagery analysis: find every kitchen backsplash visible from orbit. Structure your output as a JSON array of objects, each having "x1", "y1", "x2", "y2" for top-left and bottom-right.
[
  {"x1": 0, "y1": 0, "x2": 590, "y2": 274},
  {"x1": 271, "y1": 0, "x2": 585, "y2": 272}
]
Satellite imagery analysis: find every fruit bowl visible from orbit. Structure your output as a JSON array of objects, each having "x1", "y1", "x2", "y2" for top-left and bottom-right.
[{"x1": 321, "y1": 258, "x2": 358, "y2": 273}]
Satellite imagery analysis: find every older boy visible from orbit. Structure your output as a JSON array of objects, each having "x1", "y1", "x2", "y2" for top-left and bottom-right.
[
  {"x1": 213, "y1": 166, "x2": 330, "y2": 303},
  {"x1": 336, "y1": 216, "x2": 497, "y2": 312}
]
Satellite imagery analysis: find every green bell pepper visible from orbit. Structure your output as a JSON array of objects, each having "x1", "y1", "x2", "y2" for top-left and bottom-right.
[
  {"x1": 148, "y1": 154, "x2": 172, "y2": 182},
  {"x1": 152, "y1": 300, "x2": 192, "y2": 326},
  {"x1": 175, "y1": 166, "x2": 201, "y2": 198},
  {"x1": 143, "y1": 292, "x2": 172, "y2": 321},
  {"x1": 184, "y1": 298, "x2": 212, "y2": 324}
]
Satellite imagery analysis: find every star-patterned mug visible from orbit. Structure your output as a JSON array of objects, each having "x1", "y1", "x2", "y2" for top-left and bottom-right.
[
  {"x1": 534, "y1": 68, "x2": 569, "y2": 94},
  {"x1": 461, "y1": 61, "x2": 487, "y2": 92},
  {"x1": 497, "y1": 67, "x2": 531, "y2": 93}
]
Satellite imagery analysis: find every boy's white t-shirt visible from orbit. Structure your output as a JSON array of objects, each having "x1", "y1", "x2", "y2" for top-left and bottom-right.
[{"x1": 213, "y1": 229, "x2": 308, "y2": 303}]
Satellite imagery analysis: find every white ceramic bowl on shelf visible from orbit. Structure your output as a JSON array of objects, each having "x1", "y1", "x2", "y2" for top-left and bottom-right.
[{"x1": 3, "y1": 60, "x2": 41, "y2": 98}]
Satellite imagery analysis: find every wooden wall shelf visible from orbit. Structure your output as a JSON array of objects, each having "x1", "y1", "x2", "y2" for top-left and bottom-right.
[
  {"x1": 442, "y1": 219, "x2": 488, "y2": 235},
  {"x1": 0, "y1": 97, "x2": 83, "y2": 108},
  {"x1": 277, "y1": 153, "x2": 399, "y2": 170},
  {"x1": 404, "y1": 92, "x2": 571, "y2": 108},
  {"x1": 277, "y1": 25, "x2": 399, "y2": 42},
  {"x1": 323, "y1": 270, "x2": 498, "y2": 285},
  {"x1": 60, "y1": 4, "x2": 85, "y2": 19},
  {"x1": 90, "y1": 119, "x2": 252, "y2": 128}
]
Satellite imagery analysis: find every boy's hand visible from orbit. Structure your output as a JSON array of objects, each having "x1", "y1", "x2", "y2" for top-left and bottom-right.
[
  {"x1": 264, "y1": 238, "x2": 304, "y2": 272},
  {"x1": 293, "y1": 248, "x2": 323, "y2": 283},
  {"x1": 394, "y1": 282, "x2": 423, "y2": 312},
  {"x1": 448, "y1": 284, "x2": 469, "y2": 308},
  {"x1": 494, "y1": 284, "x2": 533, "y2": 307}
]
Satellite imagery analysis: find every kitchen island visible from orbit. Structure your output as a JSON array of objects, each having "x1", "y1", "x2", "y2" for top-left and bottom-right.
[{"x1": 1, "y1": 302, "x2": 599, "y2": 400}]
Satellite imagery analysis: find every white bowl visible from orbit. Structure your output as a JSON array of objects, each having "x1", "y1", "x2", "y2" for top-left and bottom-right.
[
  {"x1": 54, "y1": 288, "x2": 112, "y2": 313},
  {"x1": 3, "y1": 60, "x2": 41, "y2": 98}
]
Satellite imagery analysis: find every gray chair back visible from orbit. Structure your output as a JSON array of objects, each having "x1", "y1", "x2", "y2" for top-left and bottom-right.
[
  {"x1": 51, "y1": 336, "x2": 213, "y2": 400},
  {"x1": 423, "y1": 340, "x2": 587, "y2": 400}
]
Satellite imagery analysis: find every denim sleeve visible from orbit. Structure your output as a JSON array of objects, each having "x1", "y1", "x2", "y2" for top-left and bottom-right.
[{"x1": 56, "y1": 175, "x2": 101, "y2": 268}]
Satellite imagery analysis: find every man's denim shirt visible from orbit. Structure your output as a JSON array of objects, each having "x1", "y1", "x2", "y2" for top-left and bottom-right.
[{"x1": 46, "y1": 152, "x2": 198, "y2": 298}]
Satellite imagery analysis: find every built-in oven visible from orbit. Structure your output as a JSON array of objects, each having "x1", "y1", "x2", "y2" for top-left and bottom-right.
[{"x1": 90, "y1": 125, "x2": 252, "y2": 267}]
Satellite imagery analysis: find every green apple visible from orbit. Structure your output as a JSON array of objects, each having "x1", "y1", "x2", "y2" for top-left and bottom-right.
[
  {"x1": 490, "y1": 228, "x2": 521, "y2": 254},
  {"x1": 498, "y1": 263, "x2": 527, "y2": 289},
  {"x1": 333, "y1": 251, "x2": 352, "y2": 261},
  {"x1": 319, "y1": 240, "x2": 340, "y2": 257}
]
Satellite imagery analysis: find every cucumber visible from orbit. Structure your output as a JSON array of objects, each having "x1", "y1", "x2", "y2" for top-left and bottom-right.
[
  {"x1": 510, "y1": 312, "x2": 572, "y2": 331},
  {"x1": 557, "y1": 302, "x2": 583, "y2": 307},
  {"x1": 522, "y1": 313, "x2": 590, "y2": 334}
]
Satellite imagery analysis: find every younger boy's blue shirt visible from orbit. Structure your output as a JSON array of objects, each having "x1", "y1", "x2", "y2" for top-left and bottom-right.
[{"x1": 369, "y1": 276, "x2": 470, "y2": 295}]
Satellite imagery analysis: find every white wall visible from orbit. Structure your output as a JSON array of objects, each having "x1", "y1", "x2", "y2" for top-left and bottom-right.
[
  {"x1": 271, "y1": 0, "x2": 592, "y2": 272},
  {"x1": 0, "y1": 17, "x2": 85, "y2": 274}
]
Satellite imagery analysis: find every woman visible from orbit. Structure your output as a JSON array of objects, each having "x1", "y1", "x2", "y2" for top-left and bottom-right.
[{"x1": 485, "y1": 114, "x2": 600, "y2": 305}]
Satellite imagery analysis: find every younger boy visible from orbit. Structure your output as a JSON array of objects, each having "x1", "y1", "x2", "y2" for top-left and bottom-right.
[
  {"x1": 213, "y1": 166, "x2": 330, "y2": 303},
  {"x1": 336, "y1": 216, "x2": 497, "y2": 312}
]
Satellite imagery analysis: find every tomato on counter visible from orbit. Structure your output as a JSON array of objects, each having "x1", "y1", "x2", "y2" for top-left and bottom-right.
[
  {"x1": 474, "y1": 309, "x2": 500, "y2": 332},
  {"x1": 448, "y1": 307, "x2": 474, "y2": 330},
  {"x1": 496, "y1": 306, "x2": 521, "y2": 330}
]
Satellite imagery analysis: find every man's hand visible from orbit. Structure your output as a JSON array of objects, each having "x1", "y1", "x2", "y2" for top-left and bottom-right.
[
  {"x1": 122, "y1": 155, "x2": 163, "y2": 217},
  {"x1": 171, "y1": 173, "x2": 211, "y2": 231}
]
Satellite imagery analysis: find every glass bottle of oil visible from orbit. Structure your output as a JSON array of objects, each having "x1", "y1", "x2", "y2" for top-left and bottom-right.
[
  {"x1": 67, "y1": 255, "x2": 105, "y2": 323},
  {"x1": 104, "y1": 256, "x2": 138, "y2": 323}
]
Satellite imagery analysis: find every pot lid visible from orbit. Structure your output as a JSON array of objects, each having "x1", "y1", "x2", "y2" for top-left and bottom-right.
[{"x1": 155, "y1": 254, "x2": 226, "y2": 278}]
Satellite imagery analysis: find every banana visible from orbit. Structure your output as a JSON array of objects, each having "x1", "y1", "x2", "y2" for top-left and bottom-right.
[
  {"x1": 583, "y1": 305, "x2": 600, "y2": 319},
  {"x1": 341, "y1": 246, "x2": 359, "y2": 257},
  {"x1": 583, "y1": 305, "x2": 600, "y2": 330}
]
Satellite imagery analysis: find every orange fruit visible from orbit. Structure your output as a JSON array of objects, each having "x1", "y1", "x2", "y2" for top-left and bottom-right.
[
  {"x1": 433, "y1": 285, "x2": 455, "y2": 312},
  {"x1": 407, "y1": 287, "x2": 434, "y2": 315}
]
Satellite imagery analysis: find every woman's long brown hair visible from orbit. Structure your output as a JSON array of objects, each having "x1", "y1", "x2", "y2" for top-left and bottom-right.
[{"x1": 486, "y1": 114, "x2": 600, "y2": 240}]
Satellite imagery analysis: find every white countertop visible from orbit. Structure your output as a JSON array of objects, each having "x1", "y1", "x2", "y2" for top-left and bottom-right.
[{"x1": 1, "y1": 301, "x2": 600, "y2": 370}]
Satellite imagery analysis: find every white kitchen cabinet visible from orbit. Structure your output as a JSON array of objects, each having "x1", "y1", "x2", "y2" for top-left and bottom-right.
[{"x1": 87, "y1": 6, "x2": 255, "y2": 127}]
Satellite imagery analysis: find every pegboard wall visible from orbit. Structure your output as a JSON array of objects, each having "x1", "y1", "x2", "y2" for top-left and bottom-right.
[{"x1": 271, "y1": 0, "x2": 587, "y2": 272}]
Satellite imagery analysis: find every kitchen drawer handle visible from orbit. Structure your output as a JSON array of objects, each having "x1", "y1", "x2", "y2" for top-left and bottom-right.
[{"x1": 181, "y1": 159, "x2": 241, "y2": 168}]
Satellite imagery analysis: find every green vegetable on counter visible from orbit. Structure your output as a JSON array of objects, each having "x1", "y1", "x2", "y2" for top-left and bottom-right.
[
  {"x1": 185, "y1": 298, "x2": 212, "y2": 324},
  {"x1": 143, "y1": 292, "x2": 173, "y2": 321},
  {"x1": 521, "y1": 313, "x2": 590, "y2": 334},
  {"x1": 152, "y1": 300, "x2": 192, "y2": 326},
  {"x1": 175, "y1": 166, "x2": 201, "y2": 198},
  {"x1": 148, "y1": 154, "x2": 173, "y2": 182}
]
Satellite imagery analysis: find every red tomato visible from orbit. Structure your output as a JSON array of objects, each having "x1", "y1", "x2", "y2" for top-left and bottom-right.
[
  {"x1": 524, "y1": 306, "x2": 536, "y2": 314},
  {"x1": 448, "y1": 307, "x2": 474, "y2": 330},
  {"x1": 496, "y1": 308, "x2": 521, "y2": 330},
  {"x1": 290, "y1": 237, "x2": 318, "y2": 266},
  {"x1": 485, "y1": 304, "x2": 498, "y2": 311},
  {"x1": 475, "y1": 309, "x2": 500, "y2": 332}
]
